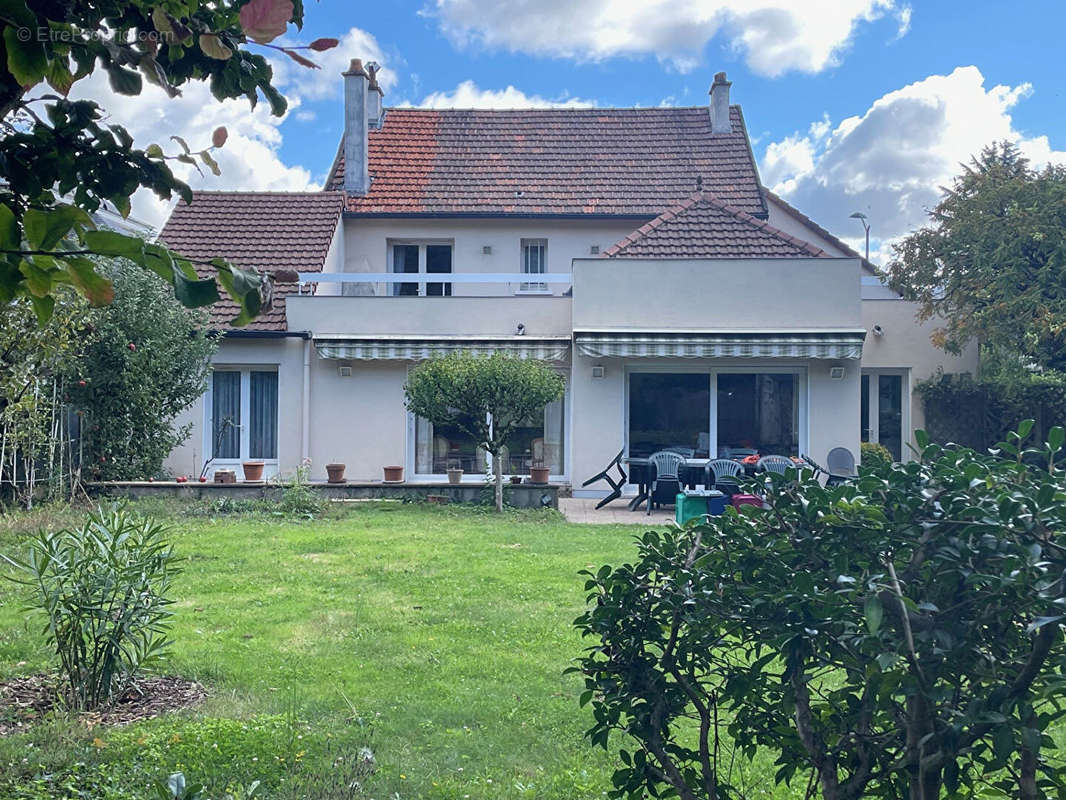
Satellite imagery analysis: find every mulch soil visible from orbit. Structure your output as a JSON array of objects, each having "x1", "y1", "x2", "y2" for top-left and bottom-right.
[{"x1": 0, "y1": 674, "x2": 205, "y2": 735}]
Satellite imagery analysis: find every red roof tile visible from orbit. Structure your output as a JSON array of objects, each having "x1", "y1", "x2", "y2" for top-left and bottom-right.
[
  {"x1": 326, "y1": 107, "x2": 766, "y2": 217},
  {"x1": 603, "y1": 193, "x2": 827, "y2": 258},
  {"x1": 763, "y1": 189, "x2": 879, "y2": 274},
  {"x1": 159, "y1": 191, "x2": 343, "y2": 331}
]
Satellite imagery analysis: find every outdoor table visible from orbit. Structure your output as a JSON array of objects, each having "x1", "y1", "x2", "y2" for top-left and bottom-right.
[{"x1": 623, "y1": 457, "x2": 712, "y2": 511}]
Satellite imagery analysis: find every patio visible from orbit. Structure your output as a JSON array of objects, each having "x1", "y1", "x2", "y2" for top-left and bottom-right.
[{"x1": 560, "y1": 496, "x2": 675, "y2": 525}]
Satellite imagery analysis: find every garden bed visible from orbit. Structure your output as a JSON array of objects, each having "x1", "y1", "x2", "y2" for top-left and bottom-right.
[{"x1": 0, "y1": 675, "x2": 205, "y2": 736}]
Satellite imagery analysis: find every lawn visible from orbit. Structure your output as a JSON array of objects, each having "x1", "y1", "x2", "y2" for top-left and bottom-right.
[{"x1": 0, "y1": 501, "x2": 788, "y2": 800}]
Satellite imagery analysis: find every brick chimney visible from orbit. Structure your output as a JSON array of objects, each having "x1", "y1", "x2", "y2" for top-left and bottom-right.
[
  {"x1": 709, "y1": 71, "x2": 732, "y2": 135},
  {"x1": 366, "y1": 62, "x2": 384, "y2": 129},
  {"x1": 343, "y1": 58, "x2": 370, "y2": 195}
]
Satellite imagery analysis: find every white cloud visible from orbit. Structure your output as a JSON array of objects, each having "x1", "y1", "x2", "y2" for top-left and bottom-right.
[
  {"x1": 270, "y1": 26, "x2": 399, "y2": 103},
  {"x1": 426, "y1": 0, "x2": 898, "y2": 76},
  {"x1": 66, "y1": 72, "x2": 315, "y2": 230},
  {"x1": 412, "y1": 80, "x2": 598, "y2": 109},
  {"x1": 762, "y1": 66, "x2": 1066, "y2": 262}
]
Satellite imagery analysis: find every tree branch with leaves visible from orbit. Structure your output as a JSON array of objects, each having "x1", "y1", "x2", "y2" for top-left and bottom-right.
[{"x1": 0, "y1": 0, "x2": 338, "y2": 325}]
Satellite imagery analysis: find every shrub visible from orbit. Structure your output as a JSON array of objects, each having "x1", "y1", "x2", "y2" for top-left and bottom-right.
[
  {"x1": 574, "y1": 422, "x2": 1066, "y2": 800},
  {"x1": 918, "y1": 370, "x2": 1066, "y2": 453},
  {"x1": 277, "y1": 460, "x2": 322, "y2": 518},
  {"x1": 1, "y1": 506, "x2": 179, "y2": 709},
  {"x1": 859, "y1": 441, "x2": 893, "y2": 471}
]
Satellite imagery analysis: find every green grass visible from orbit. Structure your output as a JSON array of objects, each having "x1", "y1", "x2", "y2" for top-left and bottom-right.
[{"x1": 1, "y1": 501, "x2": 723, "y2": 799}]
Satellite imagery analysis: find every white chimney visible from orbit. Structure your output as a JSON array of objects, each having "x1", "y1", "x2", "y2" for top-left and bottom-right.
[
  {"x1": 343, "y1": 58, "x2": 370, "y2": 195},
  {"x1": 709, "y1": 71, "x2": 732, "y2": 135},
  {"x1": 366, "y1": 62, "x2": 384, "y2": 129}
]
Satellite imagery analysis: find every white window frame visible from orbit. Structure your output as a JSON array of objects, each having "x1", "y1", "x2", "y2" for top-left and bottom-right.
[
  {"x1": 386, "y1": 239, "x2": 454, "y2": 297},
  {"x1": 202, "y1": 367, "x2": 280, "y2": 473},
  {"x1": 518, "y1": 238, "x2": 550, "y2": 294},
  {"x1": 861, "y1": 368, "x2": 910, "y2": 462},
  {"x1": 405, "y1": 365, "x2": 570, "y2": 483},
  {"x1": 621, "y1": 363, "x2": 810, "y2": 477}
]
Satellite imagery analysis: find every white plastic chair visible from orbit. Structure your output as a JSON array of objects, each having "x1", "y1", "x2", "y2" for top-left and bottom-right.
[
  {"x1": 826, "y1": 447, "x2": 857, "y2": 476},
  {"x1": 647, "y1": 451, "x2": 685, "y2": 515},
  {"x1": 706, "y1": 458, "x2": 743, "y2": 488},
  {"x1": 756, "y1": 455, "x2": 794, "y2": 475}
]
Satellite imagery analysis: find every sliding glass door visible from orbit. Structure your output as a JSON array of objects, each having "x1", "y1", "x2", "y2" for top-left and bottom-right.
[{"x1": 626, "y1": 368, "x2": 805, "y2": 463}]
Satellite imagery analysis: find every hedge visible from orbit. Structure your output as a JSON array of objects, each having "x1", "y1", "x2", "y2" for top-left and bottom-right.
[{"x1": 918, "y1": 371, "x2": 1066, "y2": 451}]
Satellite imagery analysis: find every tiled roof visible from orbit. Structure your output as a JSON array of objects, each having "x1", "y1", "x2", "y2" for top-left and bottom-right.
[
  {"x1": 159, "y1": 191, "x2": 343, "y2": 331},
  {"x1": 603, "y1": 193, "x2": 827, "y2": 258},
  {"x1": 326, "y1": 107, "x2": 766, "y2": 217}
]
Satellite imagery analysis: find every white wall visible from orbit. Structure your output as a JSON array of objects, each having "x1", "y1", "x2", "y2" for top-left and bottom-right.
[
  {"x1": 306, "y1": 359, "x2": 409, "y2": 482},
  {"x1": 288, "y1": 295, "x2": 571, "y2": 337},
  {"x1": 341, "y1": 217, "x2": 643, "y2": 296},
  {"x1": 861, "y1": 299, "x2": 979, "y2": 438},
  {"x1": 572, "y1": 257, "x2": 862, "y2": 331}
]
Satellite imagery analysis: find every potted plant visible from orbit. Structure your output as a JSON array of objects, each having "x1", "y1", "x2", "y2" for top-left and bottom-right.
[
  {"x1": 383, "y1": 465, "x2": 404, "y2": 483},
  {"x1": 326, "y1": 463, "x2": 346, "y2": 484},
  {"x1": 529, "y1": 462, "x2": 550, "y2": 484},
  {"x1": 242, "y1": 461, "x2": 265, "y2": 482},
  {"x1": 509, "y1": 475, "x2": 523, "y2": 485},
  {"x1": 446, "y1": 462, "x2": 463, "y2": 484}
]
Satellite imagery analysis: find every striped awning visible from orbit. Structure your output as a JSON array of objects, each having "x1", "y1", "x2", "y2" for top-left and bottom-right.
[
  {"x1": 574, "y1": 330, "x2": 865, "y2": 360},
  {"x1": 315, "y1": 337, "x2": 571, "y2": 361}
]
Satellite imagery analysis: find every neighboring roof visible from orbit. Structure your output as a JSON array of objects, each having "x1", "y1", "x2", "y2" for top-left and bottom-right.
[
  {"x1": 159, "y1": 191, "x2": 344, "y2": 331},
  {"x1": 763, "y1": 189, "x2": 879, "y2": 274},
  {"x1": 325, "y1": 106, "x2": 766, "y2": 217},
  {"x1": 603, "y1": 192, "x2": 827, "y2": 259}
]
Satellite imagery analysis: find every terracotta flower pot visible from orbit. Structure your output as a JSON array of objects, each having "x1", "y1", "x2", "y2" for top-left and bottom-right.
[
  {"x1": 242, "y1": 461, "x2": 264, "y2": 482},
  {"x1": 509, "y1": 475, "x2": 523, "y2": 485},
  {"x1": 383, "y1": 465, "x2": 404, "y2": 483},
  {"x1": 529, "y1": 466, "x2": 550, "y2": 484},
  {"x1": 326, "y1": 463, "x2": 346, "y2": 484},
  {"x1": 447, "y1": 467, "x2": 463, "y2": 485}
]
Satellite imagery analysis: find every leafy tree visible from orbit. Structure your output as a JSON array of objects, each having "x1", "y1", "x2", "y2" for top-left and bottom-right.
[
  {"x1": 0, "y1": 287, "x2": 89, "y2": 504},
  {"x1": 0, "y1": 0, "x2": 337, "y2": 325},
  {"x1": 574, "y1": 422, "x2": 1066, "y2": 800},
  {"x1": 888, "y1": 142, "x2": 1066, "y2": 370},
  {"x1": 67, "y1": 259, "x2": 217, "y2": 481},
  {"x1": 404, "y1": 352, "x2": 565, "y2": 511}
]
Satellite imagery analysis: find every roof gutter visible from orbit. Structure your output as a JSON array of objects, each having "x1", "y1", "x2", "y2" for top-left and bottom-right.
[
  {"x1": 218, "y1": 329, "x2": 311, "y2": 339},
  {"x1": 342, "y1": 211, "x2": 659, "y2": 221}
]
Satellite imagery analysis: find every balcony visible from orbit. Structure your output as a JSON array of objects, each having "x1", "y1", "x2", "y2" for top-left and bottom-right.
[{"x1": 287, "y1": 273, "x2": 573, "y2": 339}]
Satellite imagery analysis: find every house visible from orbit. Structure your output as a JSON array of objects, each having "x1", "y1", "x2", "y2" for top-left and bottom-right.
[{"x1": 161, "y1": 62, "x2": 976, "y2": 492}]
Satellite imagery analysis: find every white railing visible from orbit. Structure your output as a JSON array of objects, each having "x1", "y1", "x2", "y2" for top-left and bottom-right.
[{"x1": 298, "y1": 272, "x2": 571, "y2": 286}]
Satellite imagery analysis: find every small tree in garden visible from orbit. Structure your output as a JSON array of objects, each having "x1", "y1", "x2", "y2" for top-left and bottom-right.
[
  {"x1": 67, "y1": 261, "x2": 217, "y2": 481},
  {"x1": 574, "y1": 422, "x2": 1066, "y2": 800},
  {"x1": 1, "y1": 506, "x2": 180, "y2": 710},
  {"x1": 404, "y1": 352, "x2": 565, "y2": 511}
]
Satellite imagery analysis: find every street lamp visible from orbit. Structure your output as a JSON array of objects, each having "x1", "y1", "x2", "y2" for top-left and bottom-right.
[{"x1": 849, "y1": 212, "x2": 870, "y2": 262}]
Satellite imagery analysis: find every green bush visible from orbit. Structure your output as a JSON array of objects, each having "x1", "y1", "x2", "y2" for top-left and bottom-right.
[
  {"x1": 859, "y1": 441, "x2": 893, "y2": 470},
  {"x1": 574, "y1": 422, "x2": 1066, "y2": 800},
  {"x1": 918, "y1": 370, "x2": 1066, "y2": 453},
  {"x1": 1, "y1": 506, "x2": 179, "y2": 709}
]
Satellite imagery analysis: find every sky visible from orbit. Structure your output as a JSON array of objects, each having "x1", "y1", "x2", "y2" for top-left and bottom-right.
[{"x1": 83, "y1": 0, "x2": 1066, "y2": 263}]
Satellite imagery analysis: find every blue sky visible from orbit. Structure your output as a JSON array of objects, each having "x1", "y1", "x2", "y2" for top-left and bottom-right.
[{"x1": 90, "y1": 1, "x2": 1066, "y2": 261}]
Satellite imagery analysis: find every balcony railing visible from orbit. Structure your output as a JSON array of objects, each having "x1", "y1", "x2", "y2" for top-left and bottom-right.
[{"x1": 296, "y1": 272, "x2": 572, "y2": 296}]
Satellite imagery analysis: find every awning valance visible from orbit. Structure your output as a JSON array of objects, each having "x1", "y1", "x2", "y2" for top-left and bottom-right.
[
  {"x1": 315, "y1": 336, "x2": 571, "y2": 362},
  {"x1": 574, "y1": 330, "x2": 865, "y2": 360}
]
